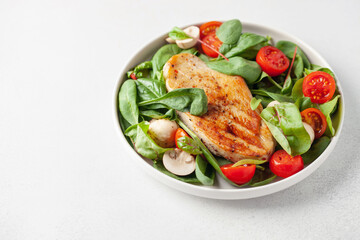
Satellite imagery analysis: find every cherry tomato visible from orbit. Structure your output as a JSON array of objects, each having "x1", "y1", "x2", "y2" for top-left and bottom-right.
[
  {"x1": 302, "y1": 71, "x2": 336, "y2": 104},
  {"x1": 301, "y1": 108, "x2": 327, "y2": 139},
  {"x1": 174, "y1": 128, "x2": 190, "y2": 148},
  {"x1": 269, "y1": 150, "x2": 304, "y2": 178},
  {"x1": 201, "y1": 32, "x2": 223, "y2": 58},
  {"x1": 199, "y1": 21, "x2": 222, "y2": 39},
  {"x1": 220, "y1": 164, "x2": 256, "y2": 185},
  {"x1": 256, "y1": 46, "x2": 290, "y2": 77},
  {"x1": 130, "y1": 73, "x2": 137, "y2": 80}
]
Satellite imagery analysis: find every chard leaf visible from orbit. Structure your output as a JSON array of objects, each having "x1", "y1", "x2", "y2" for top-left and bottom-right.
[
  {"x1": 261, "y1": 103, "x2": 312, "y2": 156},
  {"x1": 177, "y1": 136, "x2": 202, "y2": 155}
]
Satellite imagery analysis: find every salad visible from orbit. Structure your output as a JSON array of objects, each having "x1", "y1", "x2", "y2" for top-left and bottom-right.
[{"x1": 118, "y1": 19, "x2": 341, "y2": 187}]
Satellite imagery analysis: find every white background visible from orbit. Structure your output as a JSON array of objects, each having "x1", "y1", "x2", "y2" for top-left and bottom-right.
[{"x1": 1, "y1": 0, "x2": 360, "y2": 239}]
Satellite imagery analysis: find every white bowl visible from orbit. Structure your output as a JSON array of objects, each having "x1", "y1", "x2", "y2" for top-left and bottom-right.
[{"x1": 114, "y1": 22, "x2": 345, "y2": 200}]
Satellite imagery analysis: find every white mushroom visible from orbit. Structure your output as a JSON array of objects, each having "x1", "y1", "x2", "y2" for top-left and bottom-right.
[
  {"x1": 166, "y1": 37, "x2": 176, "y2": 44},
  {"x1": 148, "y1": 119, "x2": 178, "y2": 148},
  {"x1": 303, "y1": 122, "x2": 315, "y2": 143},
  {"x1": 175, "y1": 26, "x2": 200, "y2": 49},
  {"x1": 163, "y1": 149, "x2": 196, "y2": 176},
  {"x1": 267, "y1": 100, "x2": 280, "y2": 108}
]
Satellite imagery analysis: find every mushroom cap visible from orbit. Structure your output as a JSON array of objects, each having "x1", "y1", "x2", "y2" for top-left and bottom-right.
[
  {"x1": 302, "y1": 122, "x2": 315, "y2": 143},
  {"x1": 267, "y1": 100, "x2": 281, "y2": 108},
  {"x1": 163, "y1": 149, "x2": 195, "y2": 176},
  {"x1": 148, "y1": 119, "x2": 178, "y2": 148}
]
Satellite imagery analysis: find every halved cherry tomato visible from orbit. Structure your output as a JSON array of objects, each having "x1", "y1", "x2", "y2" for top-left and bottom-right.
[
  {"x1": 174, "y1": 128, "x2": 190, "y2": 148},
  {"x1": 201, "y1": 32, "x2": 222, "y2": 58},
  {"x1": 220, "y1": 164, "x2": 256, "y2": 185},
  {"x1": 269, "y1": 150, "x2": 303, "y2": 178},
  {"x1": 199, "y1": 21, "x2": 222, "y2": 39},
  {"x1": 303, "y1": 71, "x2": 336, "y2": 104},
  {"x1": 256, "y1": 46, "x2": 290, "y2": 77},
  {"x1": 301, "y1": 108, "x2": 327, "y2": 139}
]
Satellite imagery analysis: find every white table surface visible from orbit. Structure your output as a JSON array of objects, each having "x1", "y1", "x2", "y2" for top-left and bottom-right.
[{"x1": 1, "y1": 0, "x2": 360, "y2": 239}]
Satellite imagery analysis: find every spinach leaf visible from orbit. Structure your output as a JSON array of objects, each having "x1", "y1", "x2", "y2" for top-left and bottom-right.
[
  {"x1": 291, "y1": 78, "x2": 304, "y2": 101},
  {"x1": 139, "y1": 109, "x2": 177, "y2": 120},
  {"x1": 225, "y1": 32, "x2": 269, "y2": 59},
  {"x1": 261, "y1": 103, "x2": 312, "y2": 156},
  {"x1": 295, "y1": 97, "x2": 316, "y2": 111},
  {"x1": 177, "y1": 136, "x2": 202, "y2": 155},
  {"x1": 195, "y1": 155, "x2": 215, "y2": 186},
  {"x1": 319, "y1": 95, "x2": 340, "y2": 136},
  {"x1": 119, "y1": 80, "x2": 139, "y2": 126},
  {"x1": 127, "y1": 61, "x2": 152, "y2": 79},
  {"x1": 168, "y1": 27, "x2": 191, "y2": 40},
  {"x1": 251, "y1": 89, "x2": 294, "y2": 103},
  {"x1": 216, "y1": 19, "x2": 242, "y2": 45},
  {"x1": 249, "y1": 168, "x2": 277, "y2": 187},
  {"x1": 302, "y1": 136, "x2": 331, "y2": 164},
  {"x1": 180, "y1": 47, "x2": 198, "y2": 55},
  {"x1": 135, "y1": 78, "x2": 167, "y2": 102},
  {"x1": 293, "y1": 54, "x2": 304, "y2": 79},
  {"x1": 138, "y1": 88, "x2": 208, "y2": 116},
  {"x1": 305, "y1": 64, "x2": 335, "y2": 78},
  {"x1": 250, "y1": 97, "x2": 262, "y2": 110},
  {"x1": 154, "y1": 160, "x2": 200, "y2": 184},
  {"x1": 275, "y1": 41, "x2": 310, "y2": 69},
  {"x1": 281, "y1": 75, "x2": 293, "y2": 95},
  {"x1": 219, "y1": 43, "x2": 236, "y2": 55},
  {"x1": 152, "y1": 44, "x2": 182, "y2": 79},
  {"x1": 125, "y1": 121, "x2": 172, "y2": 160},
  {"x1": 206, "y1": 56, "x2": 262, "y2": 84}
]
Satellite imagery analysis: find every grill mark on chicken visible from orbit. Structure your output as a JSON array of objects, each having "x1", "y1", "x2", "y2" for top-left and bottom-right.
[{"x1": 163, "y1": 53, "x2": 275, "y2": 162}]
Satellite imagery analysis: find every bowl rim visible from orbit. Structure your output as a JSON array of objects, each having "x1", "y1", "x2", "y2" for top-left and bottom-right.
[{"x1": 113, "y1": 21, "x2": 345, "y2": 199}]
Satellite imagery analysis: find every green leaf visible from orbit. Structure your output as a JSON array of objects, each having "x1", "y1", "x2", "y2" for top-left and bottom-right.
[
  {"x1": 305, "y1": 65, "x2": 335, "y2": 78},
  {"x1": 249, "y1": 168, "x2": 277, "y2": 187},
  {"x1": 301, "y1": 136, "x2": 331, "y2": 164},
  {"x1": 275, "y1": 41, "x2": 310, "y2": 69},
  {"x1": 281, "y1": 75, "x2": 293, "y2": 95},
  {"x1": 119, "y1": 80, "x2": 139, "y2": 126},
  {"x1": 125, "y1": 121, "x2": 172, "y2": 160},
  {"x1": 152, "y1": 44, "x2": 182, "y2": 79},
  {"x1": 250, "y1": 97, "x2": 262, "y2": 110},
  {"x1": 127, "y1": 61, "x2": 153, "y2": 79},
  {"x1": 154, "y1": 160, "x2": 200, "y2": 183},
  {"x1": 319, "y1": 95, "x2": 341, "y2": 136},
  {"x1": 139, "y1": 109, "x2": 177, "y2": 120},
  {"x1": 261, "y1": 103, "x2": 312, "y2": 156},
  {"x1": 225, "y1": 32, "x2": 269, "y2": 59},
  {"x1": 138, "y1": 88, "x2": 208, "y2": 116},
  {"x1": 295, "y1": 97, "x2": 316, "y2": 112},
  {"x1": 251, "y1": 89, "x2": 294, "y2": 103},
  {"x1": 177, "y1": 136, "x2": 202, "y2": 155},
  {"x1": 291, "y1": 78, "x2": 304, "y2": 101},
  {"x1": 169, "y1": 27, "x2": 191, "y2": 40},
  {"x1": 293, "y1": 54, "x2": 304, "y2": 79},
  {"x1": 216, "y1": 19, "x2": 242, "y2": 45},
  {"x1": 232, "y1": 159, "x2": 267, "y2": 167},
  {"x1": 195, "y1": 155, "x2": 215, "y2": 186},
  {"x1": 206, "y1": 56, "x2": 262, "y2": 84},
  {"x1": 135, "y1": 78, "x2": 167, "y2": 102}
]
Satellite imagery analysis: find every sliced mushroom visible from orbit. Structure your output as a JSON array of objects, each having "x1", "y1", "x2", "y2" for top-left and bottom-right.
[
  {"x1": 267, "y1": 100, "x2": 280, "y2": 108},
  {"x1": 166, "y1": 37, "x2": 176, "y2": 44},
  {"x1": 175, "y1": 26, "x2": 200, "y2": 49},
  {"x1": 303, "y1": 122, "x2": 315, "y2": 143},
  {"x1": 148, "y1": 119, "x2": 178, "y2": 148},
  {"x1": 163, "y1": 149, "x2": 196, "y2": 176}
]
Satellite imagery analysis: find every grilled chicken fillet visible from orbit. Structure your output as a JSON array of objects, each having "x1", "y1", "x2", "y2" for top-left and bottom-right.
[{"x1": 163, "y1": 53, "x2": 275, "y2": 162}]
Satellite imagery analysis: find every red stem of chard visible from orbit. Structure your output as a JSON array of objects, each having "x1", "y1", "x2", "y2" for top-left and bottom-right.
[
  {"x1": 198, "y1": 39, "x2": 229, "y2": 61},
  {"x1": 284, "y1": 46, "x2": 298, "y2": 85}
]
